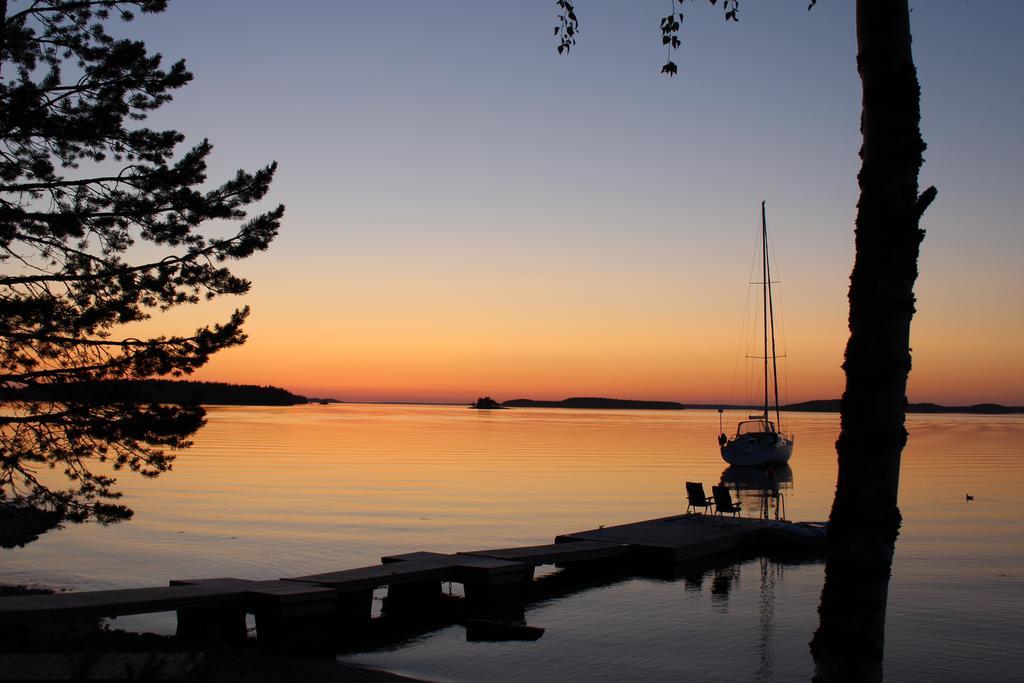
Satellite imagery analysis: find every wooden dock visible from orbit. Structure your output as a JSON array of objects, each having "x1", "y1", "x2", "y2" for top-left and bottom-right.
[
  {"x1": 557, "y1": 513, "x2": 766, "y2": 563},
  {"x1": 0, "y1": 513, "x2": 825, "y2": 651}
]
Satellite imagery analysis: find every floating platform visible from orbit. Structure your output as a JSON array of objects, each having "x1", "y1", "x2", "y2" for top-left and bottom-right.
[{"x1": 557, "y1": 514, "x2": 765, "y2": 563}]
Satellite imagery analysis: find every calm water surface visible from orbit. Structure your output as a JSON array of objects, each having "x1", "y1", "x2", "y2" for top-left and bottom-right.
[{"x1": 2, "y1": 405, "x2": 1022, "y2": 681}]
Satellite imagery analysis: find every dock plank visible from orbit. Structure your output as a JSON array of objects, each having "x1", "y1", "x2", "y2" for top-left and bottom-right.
[
  {"x1": 382, "y1": 551, "x2": 526, "y2": 575},
  {"x1": 0, "y1": 584, "x2": 247, "y2": 625},
  {"x1": 380, "y1": 551, "x2": 529, "y2": 587},
  {"x1": 556, "y1": 515, "x2": 767, "y2": 563},
  {"x1": 284, "y1": 558, "x2": 451, "y2": 591},
  {"x1": 171, "y1": 578, "x2": 337, "y2": 604},
  {"x1": 461, "y1": 540, "x2": 630, "y2": 566}
]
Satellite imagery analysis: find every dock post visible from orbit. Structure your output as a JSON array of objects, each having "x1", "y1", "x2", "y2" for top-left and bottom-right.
[
  {"x1": 331, "y1": 589, "x2": 373, "y2": 639},
  {"x1": 252, "y1": 596, "x2": 340, "y2": 653},
  {"x1": 462, "y1": 567, "x2": 533, "y2": 619},
  {"x1": 382, "y1": 580, "x2": 442, "y2": 616},
  {"x1": 176, "y1": 606, "x2": 247, "y2": 647}
]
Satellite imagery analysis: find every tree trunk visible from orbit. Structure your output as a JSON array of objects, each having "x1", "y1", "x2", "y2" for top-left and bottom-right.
[
  {"x1": 1, "y1": 1, "x2": 8, "y2": 78},
  {"x1": 811, "y1": 1, "x2": 935, "y2": 679}
]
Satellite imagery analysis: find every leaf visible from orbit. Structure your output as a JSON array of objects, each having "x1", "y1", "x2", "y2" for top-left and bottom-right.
[{"x1": 661, "y1": 61, "x2": 678, "y2": 77}]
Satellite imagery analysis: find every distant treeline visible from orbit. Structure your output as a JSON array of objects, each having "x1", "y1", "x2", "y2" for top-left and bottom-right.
[
  {"x1": 497, "y1": 396, "x2": 1022, "y2": 414},
  {"x1": 783, "y1": 399, "x2": 1024, "y2": 415},
  {"x1": 502, "y1": 397, "x2": 686, "y2": 410},
  {"x1": 3, "y1": 380, "x2": 309, "y2": 406}
]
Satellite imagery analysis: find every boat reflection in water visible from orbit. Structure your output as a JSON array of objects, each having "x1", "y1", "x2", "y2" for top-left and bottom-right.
[{"x1": 720, "y1": 464, "x2": 793, "y2": 520}]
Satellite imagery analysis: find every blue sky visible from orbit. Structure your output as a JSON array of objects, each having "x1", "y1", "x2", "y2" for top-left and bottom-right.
[{"x1": 113, "y1": 1, "x2": 1024, "y2": 404}]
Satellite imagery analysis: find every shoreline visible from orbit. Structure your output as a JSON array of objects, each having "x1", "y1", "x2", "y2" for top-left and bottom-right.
[{"x1": 325, "y1": 400, "x2": 1024, "y2": 415}]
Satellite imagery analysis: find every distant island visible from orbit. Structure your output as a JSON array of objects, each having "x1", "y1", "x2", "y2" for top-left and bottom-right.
[
  {"x1": 502, "y1": 397, "x2": 686, "y2": 410},
  {"x1": 3, "y1": 380, "x2": 315, "y2": 406},
  {"x1": 783, "y1": 399, "x2": 1024, "y2": 415},
  {"x1": 492, "y1": 396, "x2": 1021, "y2": 414},
  {"x1": 470, "y1": 396, "x2": 506, "y2": 410}
]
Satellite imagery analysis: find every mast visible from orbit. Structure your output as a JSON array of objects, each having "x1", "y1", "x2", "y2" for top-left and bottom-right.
[
  {"x1": 765, "y1": 203, "x2": 782, "y2": 429},
  {"x1": 761, "y1": 202, "x2": 769, "y2": 421}
]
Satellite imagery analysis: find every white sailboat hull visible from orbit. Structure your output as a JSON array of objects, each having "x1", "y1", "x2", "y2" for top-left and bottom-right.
[{"x1": 721, "y1": 435, "x2": 793, "y2": 467}]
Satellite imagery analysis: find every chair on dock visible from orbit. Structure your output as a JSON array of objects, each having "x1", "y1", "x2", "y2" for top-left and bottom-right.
[
  {"x1": 712, "y1": 485, "x2": 742, "y2": 517},
  {"x1": 685, "y1": 482, "x2": 715, "y2": 515}
]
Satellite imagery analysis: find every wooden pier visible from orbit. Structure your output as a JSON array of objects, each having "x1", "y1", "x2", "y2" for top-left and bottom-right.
[{"x1": 0, "y1": 513, "x2": 825, "y2": 651}]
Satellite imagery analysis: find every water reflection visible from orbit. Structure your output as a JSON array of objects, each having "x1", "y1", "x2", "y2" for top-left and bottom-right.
[
  {"x1": 756, "y1": 557, "x2": 781, "y2": 682},
  {"x1": 347, "y1": 551, "x2": 825, "y2": 682},
  {"x1": 684, "y1": 555, "x2": 808, "y2": 681},
  {"x1": 721, "y1": 464, "x2": 794, "y2": 520},
  {"x1": 710, "y1": 564, "x2": 740, "y2": 607},
  {"x1": 4, "y1": 406, "x2": 1021, "y2": 680}
]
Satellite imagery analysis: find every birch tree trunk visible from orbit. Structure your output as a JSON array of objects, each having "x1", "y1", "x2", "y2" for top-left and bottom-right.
[{"x1": 811, "y1": 1, "x2": 935, "y2": 679}]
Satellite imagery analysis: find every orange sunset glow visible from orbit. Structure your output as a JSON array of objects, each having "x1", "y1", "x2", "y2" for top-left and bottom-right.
[
  {"x1": 98, "y1": 0, "x2": 1024, "y2": 407},
  {"x1": 164, "y1": 220, "x2": 1022, "y2": 407}
]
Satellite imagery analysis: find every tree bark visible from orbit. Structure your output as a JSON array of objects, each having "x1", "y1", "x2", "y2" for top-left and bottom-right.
[
  {"x1": 0, "y1": 1, "x2": 8, "y2": 79},
  {"x1": 811, "y1": 1, "x2": 935, "y2": 680}
]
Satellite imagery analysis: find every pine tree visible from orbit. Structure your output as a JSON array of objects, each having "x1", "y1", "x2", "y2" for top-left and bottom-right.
[{"x1": 0, "y1": 1, "x2": 283, "y2": 535}]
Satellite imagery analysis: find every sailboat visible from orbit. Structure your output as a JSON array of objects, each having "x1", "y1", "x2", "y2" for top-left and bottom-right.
[{"x1": 718, "y1": 202, "x2": 794, "y2": 467}]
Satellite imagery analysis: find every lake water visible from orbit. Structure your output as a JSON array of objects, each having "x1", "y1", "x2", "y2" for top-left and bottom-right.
[{"x1": 2, "y1": 405, "x2": 1022, "y2": 681}]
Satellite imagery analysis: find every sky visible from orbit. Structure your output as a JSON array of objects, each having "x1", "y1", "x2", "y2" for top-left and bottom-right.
[{"x1": 117, "y1": 1, "x2": 1024, "y2": 405}]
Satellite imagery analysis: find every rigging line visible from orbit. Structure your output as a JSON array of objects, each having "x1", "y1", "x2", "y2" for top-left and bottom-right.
[
  {"x1": 747, "y1": 247, "x2": 761, "y2": 409},
  {"x1": 746, "y1": 242, "x2": 764, "y2": 412},
  {"x1": 766, "y1": 227, "x2": 786, "y2": 357},
  {"x1": 744, "y1": 297, "x2": 756, "y2": 409},
  {"x1": 729, "y1": 229, "x2": 760, "y2": 413},
  {"x1": 777, "y1": 282, "x2": 791, "y2": 422},
  {"x1": 766, "y1": 221, "x2": 790, "y2": 425}
]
